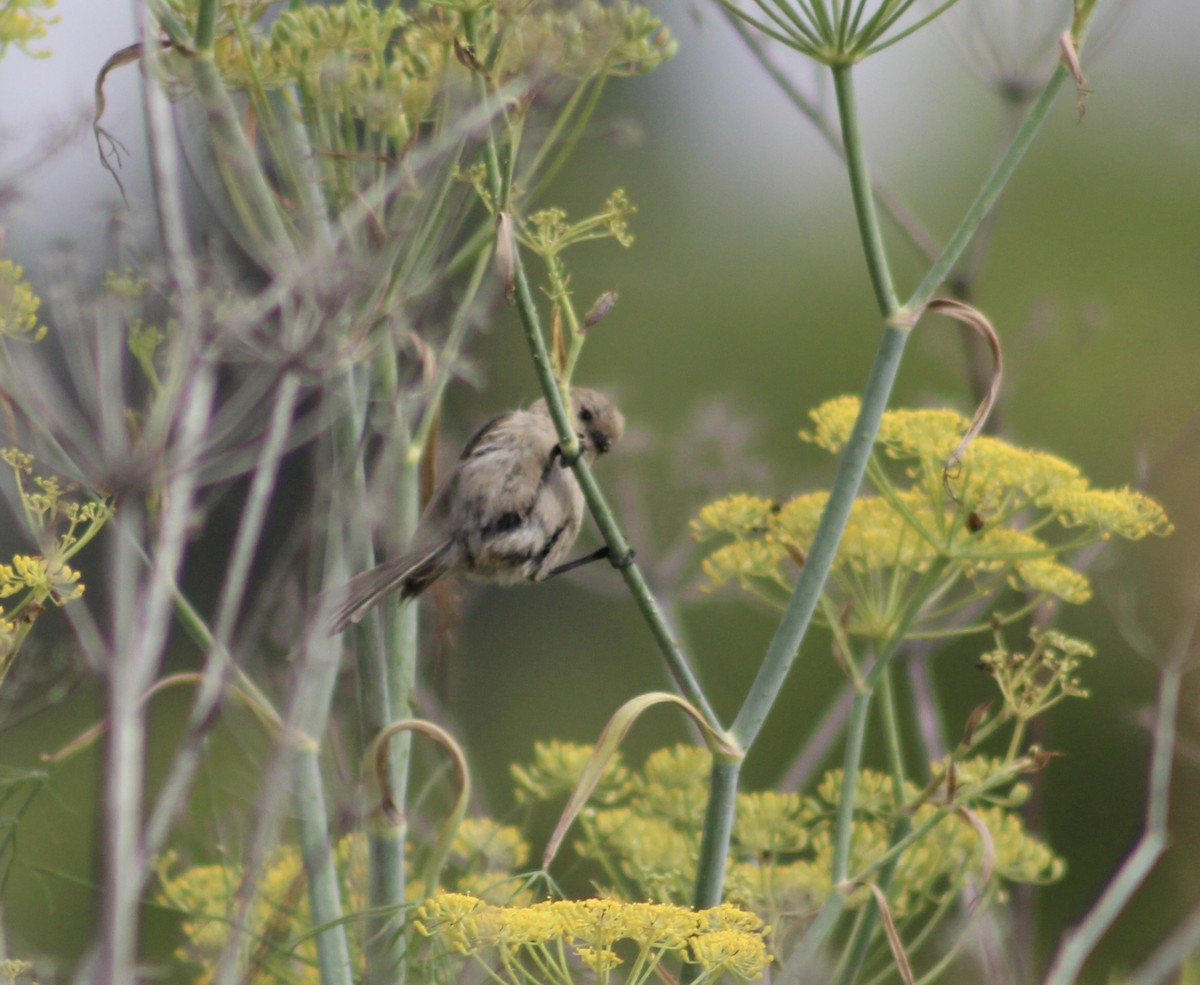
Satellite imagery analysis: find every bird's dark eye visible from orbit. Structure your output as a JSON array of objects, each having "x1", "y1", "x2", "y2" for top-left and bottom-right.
[{"x1": 579, "y1": 408, "x2": 594, "y2": 423}]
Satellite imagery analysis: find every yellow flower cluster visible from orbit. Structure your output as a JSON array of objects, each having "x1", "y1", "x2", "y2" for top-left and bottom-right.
[
  {"x1": 490, "y1": 0, "x2": 677, "y2": 81},
  {"x1": 159, "y1": 836, "x2": 372, "y2": 984},
  {"x1": 693, "y1": 397, "x2": 1172, "y2": 641},
  {"x1": 512, "y1": 739, "x2": 633, "y2": 805},
  {"x1": 200, "y1": 0, "x2": 440, "y2": 153},
  {"x1": 166, "y1": 853, "x2": 304, "y2": 982},
  {"x1": 806, "y1": 768, "x2": 1065, "y2": 912},
  {"x1": 525, "y1": 189, "x2": 638, "y2": 260},
  {"x1": 511, "y1": 742, "x2": 1062, "y2": 959},
  {"x1": 0, "y1": 554, "x2": 82, "y2": 602},
  {"x1": 0, "y1": 261, "x2": 48, "y2": 342},
  {"x1": 415, "y1": 892, "x2": 770, "y2": 982},
  {"x1": 979, "y1": 628, "x2": 1095, "y2": 734},
  {"x1": 801, "y1": 397, "x2": 1171, "y2": 540},
  {"x1": 0, "y1": 0, "x2": 56, "y2": 58},
  {"x1": 1, "y1": 958, "x2": 36, "y2": 984},
  {"x1": 173, "y1": 0, "x2": 673, "y2": 169},
  {"x1": 0, "y1": 451, "x2": 111, "y2": 673},
  {"x1": 158, "y1": 817, "x2": 541, "y2": 983}
]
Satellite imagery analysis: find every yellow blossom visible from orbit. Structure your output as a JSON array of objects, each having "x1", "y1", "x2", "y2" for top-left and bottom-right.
[
  {"x1": 575, "y1": 945, "x2": 622, "y2": 973},
  {"x1": 417, "y1": 891, "x2": 771, "y2": 981},
  {"x1": 689, "y1": 928, "x2": 771, "y2": 980},
  {"x1": 0, "y1": 261, "x2": 48, "y2": 342},
  {"x1": 695, "y1": 397, "x2": 1171, "y2": 641},
  {"x1": 511, "y1": 739, "x2": 631, "y2": 804}
]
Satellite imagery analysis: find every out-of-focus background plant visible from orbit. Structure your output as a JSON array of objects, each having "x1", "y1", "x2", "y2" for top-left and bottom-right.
[{"x1": 0, "y1": 0, "x2": 1197, "y2": 983}]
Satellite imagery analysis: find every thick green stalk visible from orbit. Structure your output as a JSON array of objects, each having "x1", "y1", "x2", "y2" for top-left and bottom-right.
[
  {"x1": 335, "y1": 358, "x2": 414, "y2": 984},
  {"x1": 294, "y1": 739, "x2": 355, "y2": 985},
  {"x1": 691, "y1": 759, "x2": 743, "y2": 909},
  {"x1": 832, "y1": 673, "x2": 912, "y2": 985},
  {"x1": 287, "y1": 543, "x2": 355, "y2": 985},
  {"x1": 701, "y1": 38, "x2": 1076, "y2": 933},
  {"x1": 289, "y1": 521, "x2": 355, "y2": 985},
  {"x1": 730, "y1": 325, "x2": 907, "y2": 750},
  {"x1": 367, "y1": 449, "x2": 421, "y2": 985},
  {"x1": 731, "y1": 63, "x2": 904, "y2": 753},
  {"x1": 193, "y1": 0, "x2": 218, "y2": 51},
  {"x1": 691, "y1": 60, "x2": 908, "y2": 943},
  {"x1": 807, "y1": 565, "x2": 950, "y2": 967}
]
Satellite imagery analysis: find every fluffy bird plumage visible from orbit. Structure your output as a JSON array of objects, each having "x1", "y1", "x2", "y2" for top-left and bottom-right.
[{"x1": 330, "y1": 388, "x2": 624, "y2": 633}]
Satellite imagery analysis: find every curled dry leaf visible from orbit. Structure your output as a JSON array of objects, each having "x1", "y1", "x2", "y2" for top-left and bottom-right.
[
  {"x1": 956, "y1": 806, "x2": 997, "y2": 912},
  {"x1": 542, "y1": 691, "x2": 743, "y2": 868},
  {"x1": 866, "y1": 882, "x2": 916, "y2": 985},
  {"x1": 923, "y1": 297, "x2": 1003, "y2": 490},
  {"x1": 1058, "y1": 31, "x2": 1092, "y2": 120},
  {"x1": 962, "y1": 701, "x2": 992, "y2": 747}
]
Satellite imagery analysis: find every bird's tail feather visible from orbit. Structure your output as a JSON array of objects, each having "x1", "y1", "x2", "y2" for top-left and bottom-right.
[{"x1": 329, "y1": 541, "x2": 455, "y2": 634}]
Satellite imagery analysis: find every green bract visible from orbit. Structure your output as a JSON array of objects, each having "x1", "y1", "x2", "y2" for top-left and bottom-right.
[{"x1": 715, "y1": 0, "x2": 966, "y2": 65}]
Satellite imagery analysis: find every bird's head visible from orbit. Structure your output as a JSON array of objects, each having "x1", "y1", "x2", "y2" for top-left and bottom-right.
[{"x1": 570, "y1": 388, "x2": 624, "y2": 458}]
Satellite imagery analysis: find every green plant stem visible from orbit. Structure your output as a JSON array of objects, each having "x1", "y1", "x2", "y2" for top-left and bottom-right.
[
  {"x1": 831, "y1": 689, "x2": 873, "y2": 884},
  {"x1": 816, "y1": 568, "x2": 948, "y2": 969},
  {"x1": 691, "y1": 758, "x2": 743, "y2": 909},
  {"x1": 287, "y1": 477, "x2": 356, "y2": 985},
  {"x1": 730, "y1": 323, "x2": 907, "y2": 750},
  {"x1": 507, "y1": 248, "x2": 721, "y2": 730},
  {"x1": 293, "y1": 739, "x2": 355, "y2": 985},
  {"x1": 188, "y1": 53, "x2": 292, "y2": 266},
  {"x1": 908, "y1": 63, "x2": 1069, "y2": 310},
  {"x1": 693, "y1": 58, "x2": 910, "y2": 952},
  {"x1": 193, "y1": 0, "x2": 218, "y2": 51},
  {"x1": 459, "y1": 4, "x2": 721, "y2": 729},
  {"x1": 713, "y1": 312, "x2": 911, "y2": 967},
  {"x1": 828, "y1": 668, "x2": 914, "y2": 985},
  {"x1": 1043, "y1": 662, "x2": 1183, "y2": 985},
  {"x1": 832, "y1": 64, "x2": 899, "y2": 317},
  {"x1": 99, "y1": 508, "x2": 153, "y2": 985},
  {"x1": 462, "y1": 13, "x2": 503, "y2": 206},
  {"x1": 333, "y1": 356, "x2": 414, "y2": 985},
  {"x1": 878, "y1": 665, "x2": 908, "y2": 792},
  {"x1": 724, "y1": 14, "x2": 938, "y2": 263},
  {"x1": 369, "y1": 449, "x2": 421, "y2": 985}
]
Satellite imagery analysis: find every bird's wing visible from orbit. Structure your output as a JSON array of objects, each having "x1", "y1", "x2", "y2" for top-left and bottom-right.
[
  {"x1": 451, "y1": 410, "x2": 561, "y2": 531},
  {"x1": 457, "y1": 412, "x2": 511, "y2": 460}
]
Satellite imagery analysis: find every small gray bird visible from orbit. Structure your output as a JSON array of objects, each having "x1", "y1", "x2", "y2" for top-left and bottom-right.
[{"x1": 330, "y1": 388, "x2": 625, "y2": 633}]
